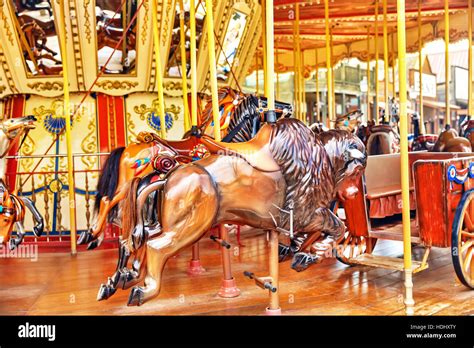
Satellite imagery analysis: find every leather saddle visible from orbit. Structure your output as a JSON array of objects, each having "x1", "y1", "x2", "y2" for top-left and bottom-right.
[{"x1": 200, "y1": 124, "x2": 280, "y2": 172}]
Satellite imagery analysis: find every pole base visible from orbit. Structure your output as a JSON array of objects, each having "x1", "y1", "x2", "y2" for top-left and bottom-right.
[
  {"x1": 265, "y1": 307, "x2": 282, "y2": 315},
  {"x1": 187, "y1": 259, "x2": 206, "y2": 276},
  {"x1": 218, "y1": 278, "x2": 240, "y2": 298}
]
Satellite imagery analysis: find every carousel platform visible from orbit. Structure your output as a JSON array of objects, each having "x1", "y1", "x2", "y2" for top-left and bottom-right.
[{"x1": 0, "y1": 229, "x2": 472, "y2": 316}]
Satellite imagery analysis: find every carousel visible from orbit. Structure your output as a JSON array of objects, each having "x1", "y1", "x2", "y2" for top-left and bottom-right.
[{"x1": 0, "y1": 0, "x2": 473, "y2": 316}]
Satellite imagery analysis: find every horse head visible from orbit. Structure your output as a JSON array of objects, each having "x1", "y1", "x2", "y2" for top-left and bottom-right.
[
  {"x1": 334, "y1": 109, "x2": 363, "y2": 133},
  {"x1": 1, "y1": 115, "x2": 36, "y2": 142},
  {"x1": 318, "y1": 130, "x2": 367, "y2": 201}
]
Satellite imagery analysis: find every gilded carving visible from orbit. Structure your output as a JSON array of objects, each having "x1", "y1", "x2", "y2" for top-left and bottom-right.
[
  {"x1": 96, "y1": 80, "x2": 139, "y2": 90},
  {"x1": 27, "y1": 81, "x2": 64, "y2": 92},
  {"x1": 83, "y1": 0, "x2": 92, "y2": 43},
  {"x1": 80, "y1": 116, "x2": 97, "y2": 170},
  {"x1": 141, "y1": 0, "x2": 149, "y2": 45},
  {"x1": 0, "y1": 0, "x2": 14, "y2": 45},
  {"x1": 0, "y1": 85, "x2": 5, "y2": 94}
]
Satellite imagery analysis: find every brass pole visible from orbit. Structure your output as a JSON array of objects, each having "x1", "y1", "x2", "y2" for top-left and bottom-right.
[
  {"x1": 315, "y1": 47, "x2": 320, "y2": 123},
  {"x1": 256, "y1": 53, "x2": 259, "y2": 94},
  {"x1": 383, "y1": 0, "x2": 389, "y2": 124},
  {"x1": 276, "y1": 49, "x2": 280, "y2": 100},
  {"x1": 190, "y1": 0, "x2": 198, "y2": 128},
  {"x1": 397, "y1": 0, "x2": 415, "y2": 316},
  {"x1": 444, "y1": 0, "x2": 450, "y2": 126},
  {"x1": 324, "y1": 0, "x2": 333, "y2": 127},
  {"x1": 262, "y1": 0, "x2": 268, "y2": 97},
  {"x1": 417, "y1": 0, "x2": 425, "y2": 133},
  {"x1": 330, "y1": 28, "x2": 336, "y2": 119},
  {"x1": 204, "y1": 0, "x2": 221, "y2": 141},
  {"x1": 121, "y1": 0, "x2": 127, "y2": 66},
  {"x1": 58, "y1": 0, "x2": 77, "y2": 254},
  {"x1": 152, "y1": 0, "x2": 167, "y2": 139},
  {"x1": 468, "y1": 0, "x2": 473, "y2": 117},
  {"x1": 301, "y1": 51, "x2": 306, "y2": 123},
  {"x1": 367, "y1": 25, "x2": 371, "y2": 122},
  {"x1": 392, "y1": 32, "x2": 396, "y2": 99},
  {"x1": 375, "y1": 0, "x2": 380, "y2": 124},
  {"x1": 295, "y1": 2, "x2": 301, "y2": 120},
  {"x1": 266, "y1": 0, "x2": 275, "y2": 110},
  {"x1": 179, "y1": 0, "x2": 190, "y2": 132}
]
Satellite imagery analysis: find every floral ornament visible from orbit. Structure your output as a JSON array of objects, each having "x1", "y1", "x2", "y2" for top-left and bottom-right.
[
  {"x1": 32, "y1": 99, "x2": 81, "y2": 135},
  {"x1": 135, "y1": 99, "x2": 180, "y2": 132}
]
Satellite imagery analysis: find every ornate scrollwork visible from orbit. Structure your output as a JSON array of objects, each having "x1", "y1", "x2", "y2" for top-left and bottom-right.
[
  {"x1": 83, "y1": 0, "x2": 92, "y2": 43},
  {"x1": 96, "y1": 80, "x2": 139, "y2": 90},
  {"x1": 0, "y1": 0, "x2": 14, "y2": 45},
  {"x1": 0, "y1": 85, "x2": 6, "y2": 94},
  {"x1": 80, "y1": 116, "x2": 97, "y2": 170},
  {"x1": 32, "y1": 99, "x2": 83, "y2": 135},
  {"x1": 27, "y1": 81, "x2": 64, "y2": 92},
  {"x1": 141, "y1": 0, "x2": 149, "y2": 45},
  {"x1": 126, "y1": 112, "x2": 139, "y2": 143},
  {"x1": 133, "y1": 99, "x2": 180, "y2": 132}
]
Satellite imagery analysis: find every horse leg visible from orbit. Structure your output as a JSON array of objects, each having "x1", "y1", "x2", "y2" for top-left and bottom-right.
[
  {"x1": 120, "y1": 244, "x2": 147, "y2": 290},
  {"x1": 127, "y1": 167, "x2": 218, "y2": 306},
  {"x1": 78, "y1": 189, "x2": 125, "y2": 247},
  {"x1": 20, "y1": 197, "x2": 43, "y2": 237},
  {"x1": 97, "y1": 240, "x2": 131, "y2": 301},
  {"x1": 291, "y1": 207, "x2": 345, "y2": 272},
  {"x1": 127, "y1": 223, "x2": 211, "y2": 306},
  {"x1": 9, "y1": 221, "x2": 26, "y2": 250}
]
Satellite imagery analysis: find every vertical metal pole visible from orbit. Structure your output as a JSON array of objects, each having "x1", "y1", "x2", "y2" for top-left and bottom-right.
[
  {"x1": 418, "y1": 0, "x2": 425, "y2": 133},
  {"x1": 190, "y1": 0, "x2": 198, "y2": 130},
  {"x1": 392, "y1": 32, "x2": 397, "y2": 99},
  {"x1": 324, "y1": 0, "x2": 333, "y2": 127},
  {"x1": 295, "y1": 2, "x2": 301, "y2": 120},
  {"x1": 396, "y1": 0, "x2": 415, "y2": 316},
  {"x1": 262, "y1": 0, "x2": 268, "y2": 97},
  {"x1": 375, "y1": 0, "x2": 380, "y2": 124},
  {"x1": 367, "y1": 26, "x2": 371, "y2": 122},
  {"x1": 444, "y1": 0, "x2": 450, "y2": 126},
  {"x1": 265, "y1": 0, "x2": 279, "y2": 313},
  {"x1": 58, "y1": 0, "x2": 77, "y2": 255},
  {"x1": 383, "y1": 0, "x2": 389, "y2": 124},
  {"x1": 330, "y1": 28, "x2": 336, "y2": 119},
  {"x1": 276, "y1": 49, "x2": 280, "y2": 100},
  {"x1": 468, "y1": 0, "x2": 473, "y2": 117},
  {"x1": 256, "y1": 54, "x2": 259, "y2": 94},
  {"x1": 315, "y1": 48, "x2": 320, "y2": 123},
  {"x1": 179, "y1": 0, "x2": 190, "y2": 132},
  {"x1": 205, "y1": 0, "x2": 221, "y2": 141},
  {"x1": 152, "y1": 0, "x2": 167, "y2": 139}
]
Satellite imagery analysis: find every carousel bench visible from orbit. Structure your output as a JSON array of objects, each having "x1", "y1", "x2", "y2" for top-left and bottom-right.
[{"x1": 365, "y1": 153, "x2": 415, "y2": 218}]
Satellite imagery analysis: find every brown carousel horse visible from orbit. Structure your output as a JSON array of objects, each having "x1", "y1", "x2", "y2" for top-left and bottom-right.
[
  {"x1": 78, "y1": 88, "x2": 292, "y2": 250},
  {"x1": 93, "y1": 95, "x2": 293, "y2": 300},
  {"x1": 111, "y1": 118, "x2": 366, "y2": 306},
  {"x1": 432, "y1": 125, "x2": 472, "y2": 153},
  {"x1": 333, "y1": 109, "x2": 364, "y2": 133},
  {"x1": 0, "y1": 115, "x2": 44, "y2": 249}
]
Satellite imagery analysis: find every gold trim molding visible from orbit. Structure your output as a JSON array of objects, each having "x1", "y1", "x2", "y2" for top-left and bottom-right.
[
  {"x1": 27, "y1": 81, "x2": 64, "y2": 91},
  {"x1": 96, "y1": 80, "x2": 139, "y2": 90}
]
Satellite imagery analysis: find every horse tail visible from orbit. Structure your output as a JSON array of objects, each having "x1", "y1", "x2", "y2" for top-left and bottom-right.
[
  {"x1": 123, "y1": 177, "x2": 141, "y2": 253},
  {"x1": 94, "y1": 146, "x2": 125, "y2": 216}
]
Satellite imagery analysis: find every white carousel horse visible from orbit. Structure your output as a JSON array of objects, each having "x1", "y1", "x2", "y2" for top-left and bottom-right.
[{"x1": 0, "y1": 115, "x2": 44, "y2": 249}]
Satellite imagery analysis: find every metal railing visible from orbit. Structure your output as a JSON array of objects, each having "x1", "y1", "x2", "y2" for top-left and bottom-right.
[{"x1": 5, "y1": 152, "x2": 115, "y2": 244}]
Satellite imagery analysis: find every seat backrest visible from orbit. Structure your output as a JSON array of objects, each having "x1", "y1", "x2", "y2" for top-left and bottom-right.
[{"x1": 365, "y1": 153, "x2": 402, "y2": 195}]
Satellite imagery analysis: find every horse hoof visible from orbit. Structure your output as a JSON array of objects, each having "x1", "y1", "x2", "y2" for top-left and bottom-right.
[
  {"x1": 77, "y1": 231, "x2": 93, "y2": 245},
  {"x1": 291, "y1": 252, "x2": 321, "y2": 272},
  {"x1": 8, "y1": 239, "x2": 19, "y2": 251},
  {"x1": 33, "y1": 222, "x2": 44, "y2": 237},
  {"x1": 97, "y1": 283, "x2": 116, "y2": 301},
  {"x1": 87, "y1": 239, "x2": 100, "y2": 250},
  {"x1": 278, "y1": 243, "x2": 293, "y2": 262},
  {"x1": 127, "y1": 287, "x2": 144, "y2": 306},
  {"x1": 119, "y1": 270, "x2": 139, "y2": 290}
]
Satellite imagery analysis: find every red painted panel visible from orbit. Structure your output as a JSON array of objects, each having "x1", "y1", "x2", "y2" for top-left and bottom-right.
[
  {"x1": 113, "y1": 96, "x2": 126, "y2": 147},
  {"x1": 343, "y1": 177, "x2": 369, "y2": 237},
  {"x1": 96, "y1": 93, "x2": 110, "y2": 154},
  {"x1": 6, "y1": 96, "x2": 26, "y2": 191}
]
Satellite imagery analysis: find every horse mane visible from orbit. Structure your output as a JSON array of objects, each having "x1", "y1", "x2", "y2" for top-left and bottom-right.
[
  {"x1": 269, "y1": 118, "x2": 335, "y2": 231},
  {"x1": 226, "y1": 94, "x2": 260, "y2": 142}
]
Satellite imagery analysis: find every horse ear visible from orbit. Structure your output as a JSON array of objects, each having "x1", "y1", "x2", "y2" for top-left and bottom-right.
[{"x1": 347, "y1": 148, "x2": 365, "y2": 160}]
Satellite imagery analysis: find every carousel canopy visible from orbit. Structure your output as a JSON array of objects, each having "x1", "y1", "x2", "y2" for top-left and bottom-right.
[
  {"x1": 0, "y1": 0, "x2": 262, "y2": 99},
  {"x1": 262, "y1": 0, "x2": 472, "y2": 75}
]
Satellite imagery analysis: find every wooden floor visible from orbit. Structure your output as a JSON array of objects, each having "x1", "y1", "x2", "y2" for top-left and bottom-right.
[{"x1": 0, "y1": 228, "x2": 473, "y2": 315}]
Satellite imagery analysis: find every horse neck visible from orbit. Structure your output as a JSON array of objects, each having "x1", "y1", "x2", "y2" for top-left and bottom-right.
[{"x1": 226, "y1": 96, "x2": 257, "y2": 142}]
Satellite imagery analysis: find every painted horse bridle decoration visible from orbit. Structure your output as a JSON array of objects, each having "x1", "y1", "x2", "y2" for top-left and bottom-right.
[
  {"x1": 0, "y1": 115, "x2": 44, "y2": 249},
  {"x1": 99, "y1": 118, "x2": 366, "y2": 306}
]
